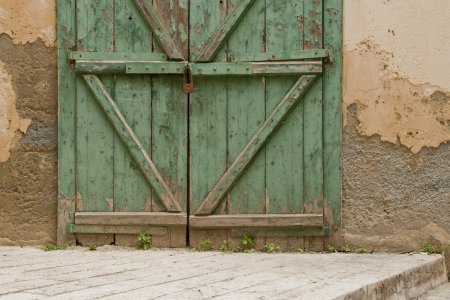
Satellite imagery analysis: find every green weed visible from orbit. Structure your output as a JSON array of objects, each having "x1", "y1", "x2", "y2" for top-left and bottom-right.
[
  {"x1": 137, "y1": 232, "x2": 152, "y2": 250},
  {"x1": 219, "y1": 240, "x2": 231, "y2": 252},
  {"x1": 42, "y1": 243, "x2": 67, "y2": 251},
  {"x1": 264, "y1": 243, "x2": 281, "y2": 253},
  {"x1": 327, "y1": 243, "x2": 336, "y2": 252},
  {"x1": 240, "y1": 234, "x2": 256, "y2": 252},
  {"x1": 421, "y1": 244, "x2": 436, "y2": 254},
  {"x1": 196, "y1": 239, "x2": 213, "y2": 251}
]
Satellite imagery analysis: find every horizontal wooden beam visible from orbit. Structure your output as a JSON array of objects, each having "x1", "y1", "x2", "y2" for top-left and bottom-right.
[
  {"x1": 191, "y1": 62, "x2": 322, "y2": 76},
  {"x1": 126, "y1": 62, "x2": 186, "y2": 74},
  {"x1": 76, "y1": 61, "x2": 128, "y2": 74},
  {"x1": 75, "y1": 212, "x2": 187, "y2": 226},
  {"x1": 230, "y1": 227, "x2": 331, "y2": 237},
  {"x1": 229, "y1": 49, "x2": 330, "y2": 62},
  {"x1": 189, "y1": 214, "x2": 323, "y2": 228},
  {"x1": 76, "y1": 61, "x2": 322, "y2": 76},
  {"x1": 69, "y1": 51, "x2": 167, "y2": 61},
  {"x1": 69, "y1": 224, "x2": 168, "y2": 235}
]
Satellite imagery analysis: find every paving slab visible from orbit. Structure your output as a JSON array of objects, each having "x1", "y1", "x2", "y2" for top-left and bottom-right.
[{"x1": 0, "y1": 246, "x2": 447, "y2": 300}]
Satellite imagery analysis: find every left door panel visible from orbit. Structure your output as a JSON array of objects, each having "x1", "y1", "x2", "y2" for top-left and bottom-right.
[{"x1": 58, "y1": 0, "x2": 189, "y2": 247}]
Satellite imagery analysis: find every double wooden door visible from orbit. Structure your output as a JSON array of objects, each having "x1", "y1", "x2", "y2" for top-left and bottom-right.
[{"x1": 58, "y1": 0, "x2": 342, "y2": 249}]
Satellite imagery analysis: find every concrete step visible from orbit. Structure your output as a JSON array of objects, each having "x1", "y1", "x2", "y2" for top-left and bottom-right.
[
  {"x1": 338, "y1": 254, "x2": 448, "y2": 300},
  {"x1": 419, "y1": 282, "x2": 450, "y2": 300},
  {"x1": 0, "y1": 247, "x2": 447, "y2": 299}
]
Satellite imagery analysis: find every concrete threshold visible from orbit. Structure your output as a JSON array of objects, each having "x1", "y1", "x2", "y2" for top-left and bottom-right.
[{"x1": 0, "y1": 247, "x2": 447, "y2": 299}]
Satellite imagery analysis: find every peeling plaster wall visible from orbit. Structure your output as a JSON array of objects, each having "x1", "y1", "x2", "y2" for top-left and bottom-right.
[
  {"x1": 0, "y1": 0, "x2": 56, "y2": 47},
  {"x1": 343, "y1": 0, "x2": 450, "y2": 257},
  {"x1": 0, "y1": 0, "x2": 57, "y2": 245}
]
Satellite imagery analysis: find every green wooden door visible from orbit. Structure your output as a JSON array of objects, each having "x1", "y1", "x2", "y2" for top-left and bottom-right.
[{"x1": 58, "y1": 0, "x2": 342, "y2": 249}]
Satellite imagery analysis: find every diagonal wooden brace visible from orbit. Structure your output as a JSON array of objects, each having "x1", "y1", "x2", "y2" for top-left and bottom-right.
[
  {"x1": 83, "y1": 75, "x2": 182, "y2": 213},
  {"x1": 133, "y1": 0, "x2": 186, "y2": 61},
  {"x1": 194, "y1": 0, "x2": 256, "y2": 62},
  {"x1": 194, "y1": 75, "x2": 319, "y2": 216}
]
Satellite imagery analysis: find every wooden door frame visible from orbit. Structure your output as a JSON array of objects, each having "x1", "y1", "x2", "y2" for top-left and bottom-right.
[{"x1": 57, "y1": 0, "x2": 342, "y2": 246}]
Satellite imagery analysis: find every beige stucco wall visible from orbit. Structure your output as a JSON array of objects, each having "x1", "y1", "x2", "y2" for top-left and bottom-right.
[
  {"x1": 344, "y1": 0, "x2": 450, "y2": 153},
  {"x1": 0, "y1": 0, "x2": 57, "y2": 245},
  {"x1": 342, "y1": 0, "x2": 450, "y2": 256}
]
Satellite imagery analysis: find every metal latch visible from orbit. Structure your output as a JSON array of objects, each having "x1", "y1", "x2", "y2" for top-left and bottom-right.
[{"x1": 182, "y1": 64, "x2": 194, "y2": 94}]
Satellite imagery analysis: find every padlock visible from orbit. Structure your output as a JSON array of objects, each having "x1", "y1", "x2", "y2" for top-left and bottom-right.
[{"x1": 182, "y1": 65, "x2": 194, "y2": 94}]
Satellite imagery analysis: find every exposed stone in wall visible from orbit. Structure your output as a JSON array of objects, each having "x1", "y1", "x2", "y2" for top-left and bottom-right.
[
  {"x1": 0, "y1": 61, "x2": 31, "y2": 162},
  {"x1": 342, "y1": 104, "x2": 450, "y2": 253},
  {"x1": 0, "y1": 0, "x2": 56, "y2": 46},
  {"x1": 0, "y1": 34, "x2": 57, "y2": 245}
]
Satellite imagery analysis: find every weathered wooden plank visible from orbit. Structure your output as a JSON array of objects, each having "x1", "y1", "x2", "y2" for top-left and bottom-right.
[
  {"x1": 194, "y1": 75, "x2": 319, "y2": 216},
  {"x1": 152, "y1": 0, "x2": 189, "y2": 60},
  {"x1": 226, "y1": 0, "x2": 266, "y2": 220},
  {"x1": 151, "y1": 72, "x2": 188, "y2": 213},
  {"x1": 303, "y1": 0, "x2": 324, "y2": 251},
  {"x1": 194, "y1": 0, "x2": 256, "y2": 62},
  {"x1": 133, "y1": 0, "x2": 185, "y2": 60},
  {"x1": 113, "y1": 0, "x2": 153, "y2": 213},
  {"x1": 75, "y1": 212, "x2": 187, "y2": 226},
  {"x1": 230, "y1": 49, "x2": 329, "y2": 62},
  {"x1": 189, "y1": 0, "x2": 229, "y2": 246},
  {"x1": 69, "y1": 225, "x2": 168, "y2": 236},
  {"x1": 76, "y1": 61, "x2": 186, "y2": 74},
  {"x1": 75, "y1": 0, "x2": 115, "y2": 246},
  {"x1": 152, "y1": 0, "x2": 189, "y2": 248},
  {"x1": 231, "y1": 227, "x2": 331, "y2": 237},
  {"x1": 323, "y1": 0, "x2": 343, "y2": 236},
  {"x1": 190, "y1": 214, "x2": 323, "y2": 228},
  {"x1": 192, "y1": 61, "x2": 322, "y2": 75},
  {"x1": 265, "y1": 0, "x2": 305, "y2": 250},
  {"x1": 126, "y1": 62, "x2": 186, "y2": 74},
  {"x1": 83, "y1": 75, "x2": 182, "y2": 213},
  {"x1": 251, "y1": 62, "x2": 322, "y2": 75},
  {"x1": 75, "y1": 61, "x2": 128, "y2": 74},
  {"x1": 57, "y1": 0, "x2": 76, "y2": 246},
  {"x1": 69, "y1": 51, "x2": 167, "y2": 61}
]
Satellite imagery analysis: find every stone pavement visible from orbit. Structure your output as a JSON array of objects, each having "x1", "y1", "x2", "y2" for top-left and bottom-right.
[{"x1": 0, "y1": 247, "x2": 447, "y2": 299}]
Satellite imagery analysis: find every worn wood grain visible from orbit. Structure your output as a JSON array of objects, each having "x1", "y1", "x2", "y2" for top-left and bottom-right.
[
  {"x1": 303, "y1": 0, "x2": 325, "y2": 251},
  {"x1": 114, "y1": 0, "x2": 153, "y2": 214},
  {"x1": 226, "y1": 0, "x2": 266, "y2": 217},
  {"x1": 57, "y1": 0, "x2": 76, "y2": 246},
  {"x1": 69, "y1": 225, "x2": 168, "y2": 235},
  {"x1": 75, "y1": 212, "x2": 187, "y2": 226},
  {"x1": 190, "y1": 214, "x2": 323, "y2": 228},
  {"x1": 76, "y1": 0, "x2": 115, "y2": 245},
  {"x1": 323, "y1": 0, "x2": 343, "y2": 245},
  {"x1": 133, "y1": 0, "x2": 185, "y2": 60},
  {"x1": 83, "y1": 75, "x2": 182, "y2": 213},
  {"x1": 229, "y1": 49, "x2": 330, "y2": 62},
  {"x1": 194, "y1": 0, "x2": 256, "y2": 62},
  {"x1": 152, "y1": 0, "x2": 189, "y2": 248},
  {"x1": 265, "y1": 0, "x2": 305, "y2": 250},
  {"x1": 195, "y1": 75, "x2": 319, "y2": 216},
  {"x1": 69, "y1": 51, "x2": 167, "y2": 61}
]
